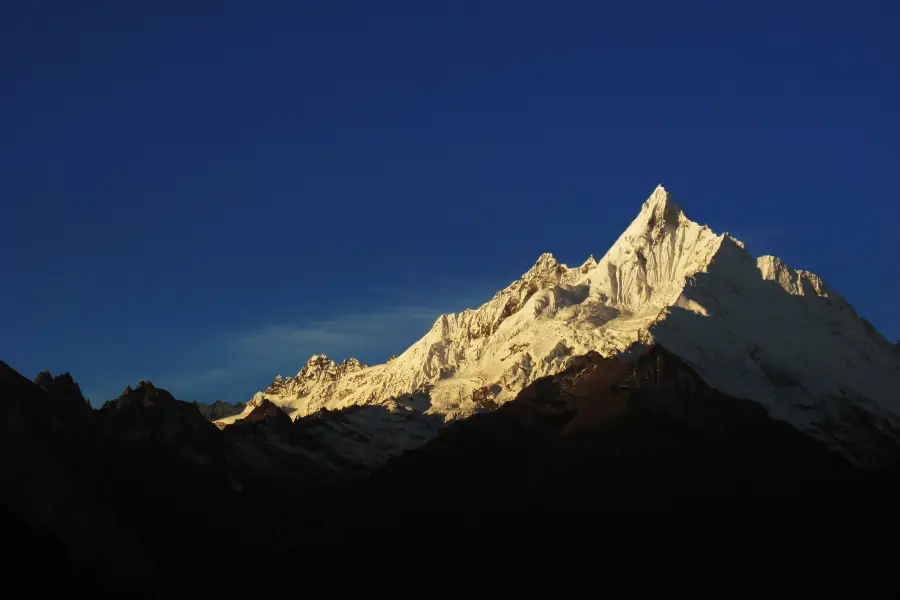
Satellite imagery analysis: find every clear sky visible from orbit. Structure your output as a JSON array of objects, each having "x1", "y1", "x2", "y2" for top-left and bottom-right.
[{"x1": 2, "y1": 1, "x2": 898, "y2": 405}]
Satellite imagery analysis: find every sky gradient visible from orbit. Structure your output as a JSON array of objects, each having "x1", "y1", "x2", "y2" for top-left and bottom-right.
[{"x1": 2, "y1": 1, "x2": 898, "y2": 404}]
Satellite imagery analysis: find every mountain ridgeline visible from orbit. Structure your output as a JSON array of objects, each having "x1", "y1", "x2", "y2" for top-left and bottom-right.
[
  {"x1": 2, "y1": 186, "x2": 899, "y2": 594},
  {"x1": 220, "y1": 185, "x2": 900, "y2": 468}
]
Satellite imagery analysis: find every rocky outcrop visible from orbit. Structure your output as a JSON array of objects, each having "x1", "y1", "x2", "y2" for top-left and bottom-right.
[
  {"x1": 194, "y1": 400, "x2": 245, "y2": 420},
  {"x1": 230, "y1": 355, "x2": 371, "y2": 419},
  {"x1": 229, "y1": 398, "x2": 292, "y2": 438},
  {"x1": 104, "y1": 380, "x2": 175, "y2": 410},
  {"x1": 25, "y1": 370, "x2": 93, "y2": 428},
  {"x1": 34, "y1": 371, "x2": 88, "y2": 405}
]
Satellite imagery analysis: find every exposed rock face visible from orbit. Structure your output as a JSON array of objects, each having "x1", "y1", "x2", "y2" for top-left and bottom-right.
[
  {"x1": 30, "y1": 370, "x2": 92, "y2": 426},
  {"x1": 472, "y1": 384, "x2": 501, "y2": 410},
  {"x1": 229, "y1": 398, "x2": 292, "y2": 437},
  {"x1": 34, "y1": 371, "x2": 88, "y2": 405},
  {"x1": 194, "y1": 400, "x2": 246, "y2": 420},
  {"x1": 97, "y1": 381, "x2": 226, "y2": 464},
  {"x1": 104, "y1": 380, "x2": 175, "y2": 410}
]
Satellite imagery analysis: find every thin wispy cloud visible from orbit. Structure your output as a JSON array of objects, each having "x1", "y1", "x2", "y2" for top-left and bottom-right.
[
  {"x1": 232, "y1": 325, "x2": 359, "y2": 355},
  {"x1": 224, "y1": 304, "x2": 443, "y2": 367},
  {"x1": 161, "y1": 368, "x2": 230, "y2": 391},
  {"x1": 84, "y1": 367, "x2": 234, "y2": 406},
  {"x1": 162, "y1": 281, "x2": 502, "y2": 402},
  {"x1": 81, "y1": 280, "x2": 506, "y2": 405}
]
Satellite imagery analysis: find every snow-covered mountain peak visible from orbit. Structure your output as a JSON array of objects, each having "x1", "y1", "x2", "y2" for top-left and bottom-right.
[
  {"x1": 218, "y1": 185, "x2": 900, "y2": 468},
  {"x1": 513, "y1": 252, "x2": 566, "y2": 291},
  {"x1": 630, "y1": 183, "x2": 685, "y2": 235},
  {"x1": 573, "y1": 186, "x2": 721, "y2": 314},
  {"x1": 297, "y1": 353, "x2": 331, "y2": 375},
  {"x1": 633, "y1": 183, "x2": 685, "y2": 232},
  {"x1": 645, "y1": 183, "x2": 679, "y2": 208},
  {"x1": 341, "y1": 357, "x2": 365, "y2": 370},
  {"x1": 524, "y1": 252, "x2": 562, "y2": 274},
  {"x1": 292, "y1": 354, "x2": 367, "y2": 380}
]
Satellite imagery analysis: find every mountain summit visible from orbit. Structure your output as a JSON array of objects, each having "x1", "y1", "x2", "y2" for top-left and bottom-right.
[{"x1": 217, "y1": 186, "x2": 900, "y2": 467}]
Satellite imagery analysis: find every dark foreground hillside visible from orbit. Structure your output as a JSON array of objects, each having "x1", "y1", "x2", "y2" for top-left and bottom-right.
[
  {"x1": 323, "y1": 347, "x2": 900, "y2": 543},
  {"x1": 2, "y1": 347, "x2": 898, "y2": 595}
]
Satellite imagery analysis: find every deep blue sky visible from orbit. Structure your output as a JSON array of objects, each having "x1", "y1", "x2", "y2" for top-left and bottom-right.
[{"x1": 2, "y1": 1, "x2": 897, "y2": 405}]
